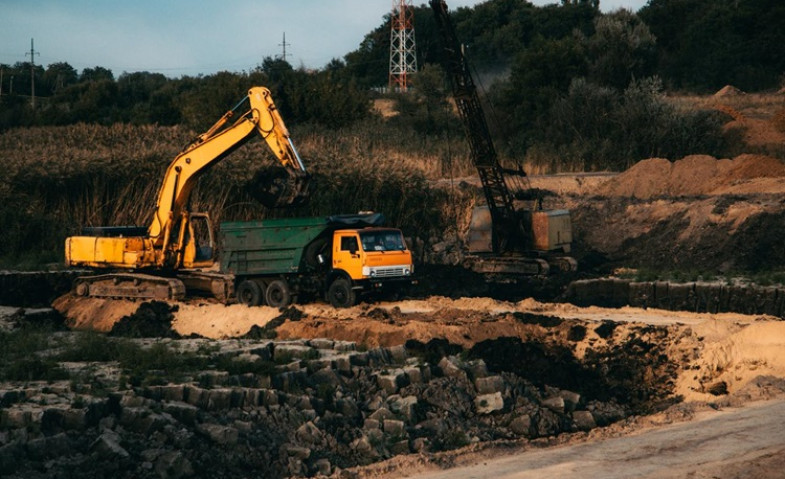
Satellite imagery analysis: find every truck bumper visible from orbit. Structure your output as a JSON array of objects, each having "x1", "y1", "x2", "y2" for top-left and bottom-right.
[{"x1": 359, "y1": 277, "x2": 417, "y2": 291}]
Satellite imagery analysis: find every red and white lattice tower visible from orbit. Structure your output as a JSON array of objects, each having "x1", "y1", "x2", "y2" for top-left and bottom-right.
[{"x1": 389, "y1": 0, "x2": 417, "y2": 92}]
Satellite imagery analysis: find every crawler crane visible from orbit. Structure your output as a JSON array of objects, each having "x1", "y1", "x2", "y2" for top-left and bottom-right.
[{"x1": 430, "y1": 0, "x2": 576, "y2": 275}]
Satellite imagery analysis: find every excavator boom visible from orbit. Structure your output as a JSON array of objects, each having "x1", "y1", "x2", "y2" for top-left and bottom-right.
[{"x1": 149, "y1": 87, "x2": 309, "y2": 241}]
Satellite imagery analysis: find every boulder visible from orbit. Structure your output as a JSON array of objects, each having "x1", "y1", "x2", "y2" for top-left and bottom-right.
[{"x1": 475, "y1": 392, "x2": 504, "y2": 414}]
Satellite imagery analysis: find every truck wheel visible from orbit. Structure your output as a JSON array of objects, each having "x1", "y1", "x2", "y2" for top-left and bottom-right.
[
  {"x1": 266, "y1": 279, "x2": 291, "y2": 308},
  {"x1": 328, "y1": 278, "x2": 356, "y2": 308},
  {"x1": 237, "y1": 280, "x2": 263, "y2": 306}
]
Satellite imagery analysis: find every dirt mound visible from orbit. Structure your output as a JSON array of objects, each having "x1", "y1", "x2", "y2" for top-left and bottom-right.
[
  {"x1": 109, "y1": 301, "x2": 180, "y2": 338},
  {"x1": 598, "y1": 154, "x2": 785, "y2": 198},
  {"x1": 715, "y1": 85, "x2": 745, "y2": 97}
]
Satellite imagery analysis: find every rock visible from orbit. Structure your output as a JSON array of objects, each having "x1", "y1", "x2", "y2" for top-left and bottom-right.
[
  {"x1": 403, "y1": 366, "x2": 423, "y2": 384},
  {"x1": 155, "y1": 450, "x2": 194, "y2": 479},
  {"x1": 350, "y1": 435, "x2": 377, "y2": 458},
  {"x1": 369, "y1": 407, "x2": 394, "y2": 422},
  {"x1": 332, "y1": 354, "x2": 352, "y2": 372},
  {"x1": 383, "y1": 419, "x2": 406, "y2": 437},
  {"x1": 363, "y1": 418, "x2": 380, "y2": 430},
  {"x1": 389, "y1": 395, "x2": 418, "y2": 423},
  {"x1": 90, "y1": 431, "x2": 130, "y2": 459},
  {"x1": 198, "y1": 423, "x2": 239, "y2": 445},
  {"x1": 411, "y1": 437, "x2": 428, "y2": 452},
  {"x1": 184, "y1": 386, "x2": 208, "y2": 408},
  {"x1": 573, "y1": 410, "x2": 597, "y2": 431},
  {"x1": 389, "y1": 439, "x2": 410, "y2": 455},
  {"x1": 206, "y1": 388, "x2": 233, "y2": 410},
  {"x1": 438, "y1": 356, "x2": 467, "y2": 380},
  {"x1": 275, "y1": 343, "x2": 316, "y2": 361},
  {"x1": 0, "y1": 442, "x2": 22, "y2": 475},
  {"x1": 25, "y1": 432, "x2": 71, "y2": 461},
  {"x1": 295, "y1": 421, "x2": 323, "y2": 443},
  {"x1": 509, "y1": 414, "x2": 532, "y2": 436},
  {"x1": 313, "y1": 457, "x2": 332, "y2": 475},
  {"x1": 120, "y1": 407, "x2": 167, "y2": 434},
  {"x1": 273, "y1": 369, "x2": 308, "y2": 392},
  {"x1": 376, "y1": 369, "x2": 408, "y2": 394},
  {"x1": 534, "y1": 410, "x2": 562, "y2": 437},
  {"x1": 465, "y1": 359, "x2": 488, "y2": 380},
  {"x1": 475, "y1": 375, "x2": 505, "y2": 394},
  {"x1": 559, "y1": 390, "x2": 581, "y2": 412},
  {"x1": 308, "y1": 338, "x2": 335, "y2": 350},
  {"x1": 475, "y1": 392, "x2": 504, "y2": 414},
  {"x1": 367, "y1": 347, "x2": 393, "y2": 366},
  {"x1": 196, "y1": 370, "x2": 229, "y2": 388},
  {"x1": 335, "y1": 397, "x2": 360, "y2": 418},
  {"x1": 388, "y1": 344, "x2": 408, "y2": 363},
  {"x1": 542, "y1": 396, "x2": 565, "y2": 414}
]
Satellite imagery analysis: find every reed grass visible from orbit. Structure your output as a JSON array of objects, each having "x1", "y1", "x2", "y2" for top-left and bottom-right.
[{"x1": 0, "y1": 121, "x2": 475, "y2": 267}]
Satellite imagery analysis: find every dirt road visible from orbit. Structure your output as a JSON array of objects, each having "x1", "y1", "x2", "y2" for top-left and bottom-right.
[{"x1": 408, "y1": 399, "x2": 785, "y2": 479}]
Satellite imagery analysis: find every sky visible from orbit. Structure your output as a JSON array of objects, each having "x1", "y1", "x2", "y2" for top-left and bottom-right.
[{"x1": 0, "y1": 0, "x2": 649, "y2": 78}]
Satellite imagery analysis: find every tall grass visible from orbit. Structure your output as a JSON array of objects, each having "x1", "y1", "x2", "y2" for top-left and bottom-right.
[{"x1": 0, "y1": 120, "x2": 474, "y2": 267}]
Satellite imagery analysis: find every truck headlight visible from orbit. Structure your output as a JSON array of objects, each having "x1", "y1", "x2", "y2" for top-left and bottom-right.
[{"x1": 403, "y1": 268, "x2": 411, "y2": 275}]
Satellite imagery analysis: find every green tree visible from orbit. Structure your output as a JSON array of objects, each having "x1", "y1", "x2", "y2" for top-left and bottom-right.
[
  {"x1": 80, "y1": 66, "x2": 114, "y2": 83},
  {"x1": 641, "y1": 0, "x2": 785, "y2": 91},
  {"x1": 587, "y1": 10, "x2": 656, "y2": 89},
  {"x1": 43, "y1": 62, "x2": 78, "y2": 95}
]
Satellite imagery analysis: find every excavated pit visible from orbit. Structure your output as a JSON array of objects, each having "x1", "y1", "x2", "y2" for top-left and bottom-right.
[{"x1": 1, "y1": 297, "x2": 701, "y2": 479}]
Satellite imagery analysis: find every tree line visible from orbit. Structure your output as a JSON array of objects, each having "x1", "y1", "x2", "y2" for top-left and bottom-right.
[{"x1": 0, "y1": 0, "x2": 781, "y2": 169}]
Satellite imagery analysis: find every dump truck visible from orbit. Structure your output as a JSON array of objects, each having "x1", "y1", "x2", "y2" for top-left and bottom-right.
[{"x1": 75, "y1": 213, "x2": 415, "y2": 308}]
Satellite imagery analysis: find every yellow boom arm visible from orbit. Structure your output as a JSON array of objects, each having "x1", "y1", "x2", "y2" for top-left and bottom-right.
[{"x1": 148, "y1": 87, "x2": 307, "y2": 242}]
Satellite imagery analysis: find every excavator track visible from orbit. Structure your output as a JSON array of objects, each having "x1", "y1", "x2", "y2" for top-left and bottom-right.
[
  {"x1": 74, "y1": 273, "x2": 186, "y2": 301},
  {"x1": 465, "y1": 256, "x2": 550, "y2": 275}
]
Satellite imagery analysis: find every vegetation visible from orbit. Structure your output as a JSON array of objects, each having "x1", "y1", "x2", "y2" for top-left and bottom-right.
[{"x1": 0, "y1": 0, "x2": 779, "y2": 267}]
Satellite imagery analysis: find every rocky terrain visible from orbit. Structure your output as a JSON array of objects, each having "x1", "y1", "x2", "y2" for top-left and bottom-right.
[{"x1": 3, "y1": 290, "x2": 785, "y2": 478}]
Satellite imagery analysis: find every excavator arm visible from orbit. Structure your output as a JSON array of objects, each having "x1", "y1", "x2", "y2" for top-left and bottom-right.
[{"x1": 148, "y1": 86, "x2": 309, "y2": 242}]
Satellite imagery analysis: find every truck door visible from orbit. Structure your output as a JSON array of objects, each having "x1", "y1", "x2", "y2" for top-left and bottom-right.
[{"x1": 333, "y1": 232, "x2": 363, "y2": 280}]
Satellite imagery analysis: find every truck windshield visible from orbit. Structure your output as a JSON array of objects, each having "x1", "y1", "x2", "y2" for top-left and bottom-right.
[{"x1": 360, "y1": 230, "x2": 406, "y2": 252}]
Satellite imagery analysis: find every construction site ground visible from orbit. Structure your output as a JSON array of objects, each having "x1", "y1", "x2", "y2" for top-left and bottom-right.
[{"x1": 6, "y1": 92, "x2": 785, "y2": 478}]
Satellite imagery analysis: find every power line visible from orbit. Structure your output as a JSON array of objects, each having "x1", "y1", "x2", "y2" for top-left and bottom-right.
[
  {"x1": 278, "y1": 32, "x2": 291, "y2": 62},
  {"x1": 25, "y1": 38, "x2": 39, "y2": 108}
]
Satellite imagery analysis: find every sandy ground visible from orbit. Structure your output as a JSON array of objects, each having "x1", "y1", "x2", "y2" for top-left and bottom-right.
[{"x1": 54, "y1": 294, "x2": 785, "y2": 407}]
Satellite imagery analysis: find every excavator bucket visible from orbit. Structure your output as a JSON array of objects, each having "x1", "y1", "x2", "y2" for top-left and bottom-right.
[{"x1": 247, "y1": 167, "x2": 311, "y2": 208}]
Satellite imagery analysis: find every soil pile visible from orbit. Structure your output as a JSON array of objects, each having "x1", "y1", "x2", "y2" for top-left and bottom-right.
[
  {"x1": 597, "y1": 154, "x2": 785, "y2": 198},
  {"x1": 715, "y1": 85, "x2": 745, "y2": 97}
]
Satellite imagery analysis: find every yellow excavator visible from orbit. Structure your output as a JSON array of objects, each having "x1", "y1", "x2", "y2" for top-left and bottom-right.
[{"x1": 65, "y1": 86, "x2": 310, "y2": 300}]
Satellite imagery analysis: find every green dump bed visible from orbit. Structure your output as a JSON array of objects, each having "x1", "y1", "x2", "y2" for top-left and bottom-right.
[
  {"x1": 218, "y1": 213, "x2": 385, "y2": 276},
  {"x1": 219, "y1": 216, "x2": 331, "y2": 275}
]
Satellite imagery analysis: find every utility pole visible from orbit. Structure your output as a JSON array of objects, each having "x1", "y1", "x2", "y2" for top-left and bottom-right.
[
  {"x1": 278, "y1": 32, "x2": 291, "y2": 62},
  {"x1": 25, "y1": 38, "x2": 39, "y2": 108},
  {"x1": 0, "y1": 67, "x2": 3, "y2": 97},
  {"x1": 389, "y1": 0, "x2": 417, "y2": 92}
]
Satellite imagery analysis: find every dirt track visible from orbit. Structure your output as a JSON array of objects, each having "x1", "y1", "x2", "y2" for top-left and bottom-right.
[{"x1": 403, "y1": 399, "x2": 785, "y2": 479}]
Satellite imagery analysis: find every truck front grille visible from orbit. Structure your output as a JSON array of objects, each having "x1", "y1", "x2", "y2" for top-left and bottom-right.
[{"x1": 374, "y1": 267, "x2": 405, "y2": 278}]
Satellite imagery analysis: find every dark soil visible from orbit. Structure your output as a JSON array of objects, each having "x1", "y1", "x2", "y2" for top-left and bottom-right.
[{"x1": 109, "y1": 301, "x2": 180, "y2": 338}]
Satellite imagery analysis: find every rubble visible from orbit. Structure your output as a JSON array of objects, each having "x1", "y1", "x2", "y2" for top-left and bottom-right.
[{"x1": 0, "y1": 330, "x2": 648, "y2": 478}]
